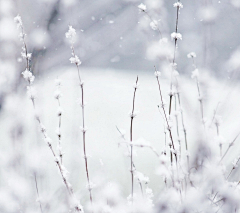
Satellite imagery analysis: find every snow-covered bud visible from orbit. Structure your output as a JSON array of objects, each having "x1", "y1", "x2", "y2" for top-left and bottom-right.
[
  {"x1": 21, "y1": 52, "x2": 32, "y2": 60},
  {"x1": 45, "y1": 137, "x2": 52, "y2": 146},
  {"x1": 19, "y1": 32, "x2": 26, "y2": 40},
  {"x1": 86, "y1": 181, "x2": 96, "y2": 191},
  {"x1": 54, "y1": 156, "x2": 60, "y2": 163},
  {"x1": 65, "y1": 25, "x2": 76, "y2": 40},
  {"x1": 22, "y1": 69, "x2": 35, "y2": 84},
  {"x1": 75, "y1": 204, "x2": 83, "y2": 212},
  {"x1": 133, "y1": 82, "x2": 140, "y2": 89},
  {"x1": 55, "y1": 128, "x2": 61, "y2": 137},
  {"x1": 154, "y1": 71, "x2": 161, "y2": 77},
  {"x1": 80, "y1": 126, "x2": 88, "y2": 133},
  {"x1": 232, "y1": 158, "x2": 239, "y2": 169},
  {"x1": 54, "y1": 90, "x2": 62, "y2": 100},
  {"x1": 14, "y1": 15, "x2": 23, "y2": 29},
  {"x1": 198, "y1": 95, "x2": 203, "y2": 102},
  {"x1": 168, "y1": 89, "x2": 174, "y2": 97},
  {"x1": 56, "y1": 107, "x2": 62, "y2": 117},
  {"x1": 40, "y1": 123, "x2": 46, "y2": 133},
  {"x1": 171, "y1": 32, "x2": 182, "y2": 40},
  {"x1": 135, "y1": 171, "x2": 150, "y2": 184},
  {"x1": 138, "y1": 3, "x2": 147, "y2": 11},
  {"x1": 187, "y1": 52, "x2": 197, "y2": 58},
  {"x1": 150, "y1": 20, "x2": 158, "y2": 31},
  {"x1": 129, "y1": 111, "x2": 138, "y2": 118},
  {"x1": 79, "y1": 81, "x2": 84, "y2": 87},
  {"x1": 173, "y1": 2, "x2": 183, "y2": 9},
  {"x1": 69, "y1": 55, "x2": 81, "y2": 66}
]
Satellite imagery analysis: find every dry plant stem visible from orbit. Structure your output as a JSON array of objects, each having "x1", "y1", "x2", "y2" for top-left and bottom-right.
[
  {"x1": 141, "y1": 10, "x2": 162, "y2": 39},
  {"x1": 169, "y1": 1, "x2": 181, "y2": 115},
  {"x1": 70, "y1": 42, "x2": 93, "y2": 205},
  {"x1": 191, "y1": 57, "x2": 205, "y2": 127},
  {"x1": 156, "y1": 75, "x2": 177, "y2": 164},
  {"x1": 209, "y1": 102, "x2": 220, "y2": 128},
  {"x1": 227, "y1": 157, "x2": 240, "y2": 180},
  {"x1": 118, "y1": 141, "x2": 160, "y2": 158},
  {"x1": 33, "y1": 101, "x2": 73, "y2": 195},
  {"x1": 115, "y1": 126, "x2": 144, "y2": 196},
  {"x1": 19, "y1": 24, "x2": 81, "y2": 213},
  {"x1": 19, "y1": 25, "x2": 30, "y2": 70},
  {"x1": 219, "y1": 132, "x2": 240, "y2": 164},
  {"x1": 174, "y1": 96, "x2": 181, "y2": 159},
  {"x1": 27, "y1": 85, "x2": 81, "y2": 212},
  {"x1": 57, "y1": 94, "x2": 63, "y2": 164},
  {"x1": 34, "y1": 173, "x2": 43, "y2": 213},
  {"x1": 157, "y1": 106, "x2": 167, "y2": 155},
  {"x1": 177, "y1": 93, "x2": 189, "y2": 169},
  {"x1": 216, "y1": 124, "x2": 222, "y2": 157},
  {"x1": 213, "y1": 155, "x2": 240, "y2": 202},
  {"x1": 130, "y1": 76, "x2": 139, "y2": 203},
  {"x1": 196, "y1": 78, "x2": 204, "y2": 125}
]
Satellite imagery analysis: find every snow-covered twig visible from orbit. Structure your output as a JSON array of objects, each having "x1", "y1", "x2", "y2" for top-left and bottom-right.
[
  {"x1": 15, "y1": 16, "x2": 83, "y2": 212},
  {"x1": 154, "y1": 69, "x2": 177, "y2": 165},
  {"x1": 66, "y1": 25, "x2": 93, "y2": 207},
  {"x1": 54, "y1": 78, "x2": 63, "y2": 164},
  {"x1": 116, "y1": 126, "x2": 144, "y2": 196},
  {"x1": 129, "y1": 76, "x2": 139, "y2": 204}
]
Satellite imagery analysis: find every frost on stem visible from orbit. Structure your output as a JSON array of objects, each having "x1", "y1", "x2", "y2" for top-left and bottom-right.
[
  {"x1": 54, "y1": 90, "x2": 62, "y2": 100},
  {"x1": 26, "y1": 86, "x2": 36, "y2": 101},
  {"x1": 86, "y1": 181, "x2": 96, "y2": 192},
  {"x1": 134, "y1": 171, "x2": 149, "y2": 184},
  {"x1": 14, "y1": 15, "x2": 23, "y2": 28},
  {"x1": 22, "y1": 69, "x2": 35, "y2": 84},
  {"x1": 65, "y1": 25, "x2": 76, "y2": 40},
  {"x1": 154, "y1": 71, "x2": 161, "y2": 77},
  {"x1": 187, "y1": 52, "x2": 197, "y2": 58},
  {"x1": 173, "y1": 2, "x2": 183, "y2": 9},
  {"x1": 150, "y1": 20, "x2": 158, "y2": 31},
  {"x1": 138, "y1": 3, "x2": 147, "y2": 12},
  {"x1": 70, "y1": 55, "x2": 81, "y2": 66},
  {"x1": 66, "y1": 25, "x2": 93, "y2": 206},
  {"x1": 191, "y1": 69, "x2": 199, "y2": 79},
  {"x1": 171, "y1": 32, "x2": 182, "y2": 40}
]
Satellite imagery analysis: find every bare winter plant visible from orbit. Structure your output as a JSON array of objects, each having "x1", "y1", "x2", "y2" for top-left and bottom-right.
[
  {"x1": 65, "y1": 25, "x2": 94, "y2": 208},
  {"x1": 129, "y1": 76, "x2": 139, "y2": 204},
  {"x1": 15, "y1": 15, "x2": 83, "y2": 212}
]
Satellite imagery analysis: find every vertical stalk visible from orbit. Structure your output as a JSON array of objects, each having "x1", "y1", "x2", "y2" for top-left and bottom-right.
[
  {"x1": 70, "y1": 41, "x2": 93, "y2": 206},
  {"x1": 169, "y1": 1, "x2": 181, "y2": 115},
  {"x1": 34, "y1": 173, "x2": 43, "y2": 213},
  {"x1": 155, "y1": 71, "x2": 177, "y2": 164},
  {"x1": 130, "y1": 76, "x2": 139, "y2": 203}
]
